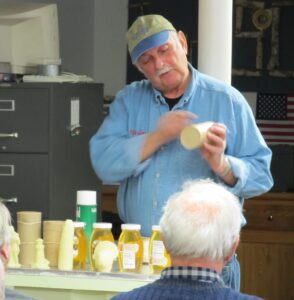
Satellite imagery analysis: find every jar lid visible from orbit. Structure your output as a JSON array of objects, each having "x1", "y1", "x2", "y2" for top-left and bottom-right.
[
  {"x1": 73, "y1": 221, "x2": 85, "y2": 228},
  {"x1": 76, "y1": 190, "x2": 97, "y2": 205},
  {"x1": 152, "y1": 225, "x2": 161, "y2": 231},
  {"x1": 121, "y1": 223, "x2": 141, "y2": 231},
  {"x1": 92, "y1": 222, "x2": 112, "y2": 229}
]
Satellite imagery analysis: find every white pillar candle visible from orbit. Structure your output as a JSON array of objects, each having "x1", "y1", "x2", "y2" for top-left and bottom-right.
[{"x1": 58, "y1": 219, "x2": 74, "y2": 271}]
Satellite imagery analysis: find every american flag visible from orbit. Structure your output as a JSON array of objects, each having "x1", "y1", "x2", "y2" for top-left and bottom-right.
[{"x1": 255, "y1": 93, "x2": 294, "y2": 145}]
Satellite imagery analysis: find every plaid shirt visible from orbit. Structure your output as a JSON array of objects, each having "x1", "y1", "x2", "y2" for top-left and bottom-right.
[
  {"x1": 161, "y1": 266, "x2": 225, "y2": 285},
  {"x1": 112, "y1": 266, "x2": 262, "y2": 300}
]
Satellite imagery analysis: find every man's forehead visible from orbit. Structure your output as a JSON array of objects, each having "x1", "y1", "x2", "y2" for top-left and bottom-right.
[{"x1": 141, "y1": 41, "x2": 170, "y2": 56}]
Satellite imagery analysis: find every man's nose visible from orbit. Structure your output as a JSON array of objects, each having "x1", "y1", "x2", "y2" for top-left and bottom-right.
[{"x1": 154, "y1": 56, "x2": 164, "y2": 69}]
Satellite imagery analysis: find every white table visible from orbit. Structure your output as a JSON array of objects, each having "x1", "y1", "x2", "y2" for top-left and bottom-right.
[{"x1": 6, "y1": 266, "x2": 158, "y2": 300}]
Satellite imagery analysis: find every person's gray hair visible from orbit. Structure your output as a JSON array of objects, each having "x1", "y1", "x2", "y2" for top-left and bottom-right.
[
  {"x1": 0, "y1": 202, "x2": 12, "y2": 247},
  {"x1": 159, "y1": 179, "x2": 242, "y2": 261}
]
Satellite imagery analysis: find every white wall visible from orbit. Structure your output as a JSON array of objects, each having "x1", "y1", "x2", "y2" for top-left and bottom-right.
[{"x1": 94, "y1": 0, "x2": 128, "y2": 96}]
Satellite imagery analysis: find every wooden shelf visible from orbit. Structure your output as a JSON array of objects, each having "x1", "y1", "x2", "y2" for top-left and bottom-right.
[
  {"x1": 239, "y1": 192, "x2": 294, "y2": 299},
  {"x1": 102, "y1": 185, "x2": 118, "y2": 214}
]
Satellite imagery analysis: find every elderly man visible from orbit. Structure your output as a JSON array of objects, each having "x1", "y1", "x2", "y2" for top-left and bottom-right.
[
  {"x1": 90, "y1": 14, "x2": 273, "y2": 290},
  {"x1": 111, "y1": 179, "x2": 261, "y2": 299},
  {"x1": 0, "y1": 202, "x2": 36, "y2": 300}
]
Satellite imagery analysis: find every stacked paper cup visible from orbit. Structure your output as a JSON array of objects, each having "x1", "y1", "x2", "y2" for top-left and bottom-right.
[
  {"x1": 43, "y1": 220, "x2": 64, "y2": 267},
  {"x1": 17, "y1": 211, "x2": 42, "y2": 267}
]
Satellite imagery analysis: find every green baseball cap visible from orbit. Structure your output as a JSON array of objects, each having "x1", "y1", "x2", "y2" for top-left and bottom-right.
[{"x1": 126, "y1": 14, "x2": 176, "y2": 63}]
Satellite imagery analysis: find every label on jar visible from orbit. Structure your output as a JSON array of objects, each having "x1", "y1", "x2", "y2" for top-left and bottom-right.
[
  {"x1": 121, "y1": 243, "x2": 139, "y2": 269},
  {"x1": 151, "y1": 240, "x2": 166, "y2": 266},
  {"x1": 122, "y1": 250, "x2": 136, "y2": 269},
  {"x1": 123, "y1": 243, "x2": 139, "y2": 253}
]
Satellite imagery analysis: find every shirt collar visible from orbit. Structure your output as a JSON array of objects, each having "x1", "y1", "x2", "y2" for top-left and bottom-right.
[{"x1": 160, "y1": 266, "x2": 224, "y2": 285}]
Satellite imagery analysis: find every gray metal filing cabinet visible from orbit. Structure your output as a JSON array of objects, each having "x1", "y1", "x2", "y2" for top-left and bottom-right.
[{"x1": 0, "y1": 82, "x2": 103, "y2": 225}]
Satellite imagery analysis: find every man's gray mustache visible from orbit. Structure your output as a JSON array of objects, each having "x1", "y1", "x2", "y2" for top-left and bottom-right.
[{"x1": 157, "y1": 66, "x2": 173, "y2": 76}]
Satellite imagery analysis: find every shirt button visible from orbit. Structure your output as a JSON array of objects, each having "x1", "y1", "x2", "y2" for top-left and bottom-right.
[{"x1": 156, "y1": 172, "x2": 160, "y2": 178}]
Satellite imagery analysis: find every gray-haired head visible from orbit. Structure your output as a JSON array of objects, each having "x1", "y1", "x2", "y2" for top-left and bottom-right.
[
  {"x1": 0, "y1": 202, "x2": 11, "y2": 247},
  {"x1": 159, "y1": 179, "x2": 242, "y2": 261}
]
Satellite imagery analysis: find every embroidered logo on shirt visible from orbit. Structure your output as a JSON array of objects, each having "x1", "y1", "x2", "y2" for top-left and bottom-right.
[{"x1": 130, "y1": 129, "x2": 145, "y2": 136}]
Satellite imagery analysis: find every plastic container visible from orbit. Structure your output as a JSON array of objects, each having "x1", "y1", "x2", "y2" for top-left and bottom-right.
[
  {"x1": 73, "y1": 222, "x2": 87, "y2": 270},
  {"x1": 89, "y1": 222, "x2": 114, "y2": 271},
  {"x1": 118, "y1": 224, "x2": 143, "y2": 273},
  {"x1": 149, "y1": 225, "x2": 171, "y2": 274},
  {"x1": 76, "y1": 191, "x2": 97, "y2": 241}
]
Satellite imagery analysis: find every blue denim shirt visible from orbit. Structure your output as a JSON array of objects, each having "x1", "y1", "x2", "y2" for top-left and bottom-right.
[{"x1": 90, "y1": 65, "x2": 273, "y2": 236}]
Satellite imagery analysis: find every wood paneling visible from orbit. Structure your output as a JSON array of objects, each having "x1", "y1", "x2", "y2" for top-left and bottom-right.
[
  {"x1": 102, "y1": 185, "x2": 118, "y2": 214},
  {"x1": 243, "y1": 199, "x2": 294, "y2": 231},
  {"x1": 238, "y1": 193, "x2": 294, "y2": 300}
]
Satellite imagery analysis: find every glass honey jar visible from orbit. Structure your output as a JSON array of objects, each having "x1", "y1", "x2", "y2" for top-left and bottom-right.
[
  {"x1": 149, "y1": 225, "x2": 171, "y2": 274},
  {"x1": 73, "y1": 221, "x2": 87, "y2": 270},
  {"x1": 118, "y1": 224, "x2": 143, "y2": 273},
  {"x1": 89, "y1": 222, "x2": 114, "y2": 271}
]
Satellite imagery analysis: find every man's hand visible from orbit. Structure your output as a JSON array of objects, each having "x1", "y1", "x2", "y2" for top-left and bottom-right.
[
  {"x1": 200, "y1": 123, "x2": 237, "y2": 186},
  {"x1": 200, "y1": 123, "x2": 227, "y2": 172},
  {"x1": 140, "y1": 111, "x2": 196, "y2": 161},
  {"x1": 156, "y1": 111, "x2": 197, "y2": 144}
]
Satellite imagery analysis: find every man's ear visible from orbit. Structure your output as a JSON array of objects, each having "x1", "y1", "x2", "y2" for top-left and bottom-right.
[
  {"x1": 177, "y1": 31, "x2": 188, "y2": 55},
  {"x1": 224, "y1": 237, "x2": 239, "y2": 265},
  {"x1": 0, "y1": 245, "x2": 9, "y2": 263}
]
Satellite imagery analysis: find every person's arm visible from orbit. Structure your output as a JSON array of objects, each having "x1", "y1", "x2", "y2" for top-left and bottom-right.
[
  {"x1": 140, "y1": 110, "x2": 196, "y2": 161},
  {"x1": 90, "y1": 89, "x2": 196, "y2": 183},
  {"x1": 89, "y1": 89, "x2": 147, "y2": 183},
  {"x1": 214, "y1": 155, "x2": 237, "y2": 187},
  {"x1": 217, "y1": 92, "x2": 273, "y2": 198},
  {"x1": 200, "y1": 123, "x2": 237, "y2": 187}
]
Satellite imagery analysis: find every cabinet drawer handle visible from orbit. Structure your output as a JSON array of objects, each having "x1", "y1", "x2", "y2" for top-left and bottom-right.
[
  {"x1": 0, "y1": 100, "x2": 15, "y2": 111},
  {"x1": 0, "y1": 197, "x2": 18, "y2": 203},
  {"x1": 267, "y1": 215, "x2": 273, "y2": 221},
  {"x1": 0, "y1": 133, "x2": 18, "y2": 138},
  {"x1": 0, "y1": 165, "x2": 14, "y2": 176}
]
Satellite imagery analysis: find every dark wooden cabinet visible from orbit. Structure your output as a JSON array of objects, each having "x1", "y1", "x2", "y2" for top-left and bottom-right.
[
  {"x1": 238, "y1": 193, "x2": 294, "y2": 300},
  {"x1": 0, "y1": 82, "x2": 103, "y2": 224}
]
